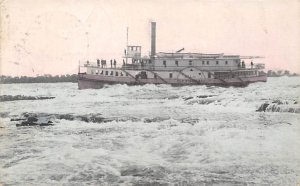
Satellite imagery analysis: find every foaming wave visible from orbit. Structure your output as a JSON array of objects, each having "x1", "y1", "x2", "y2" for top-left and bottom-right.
[{"x1": 257, "y1": 99, "x2": 300, "y2": 113}]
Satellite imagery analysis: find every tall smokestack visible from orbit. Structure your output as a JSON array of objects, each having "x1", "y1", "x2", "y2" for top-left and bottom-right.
[{"x1": 151, "y1": 22, "x2": 156, "y2": 58}]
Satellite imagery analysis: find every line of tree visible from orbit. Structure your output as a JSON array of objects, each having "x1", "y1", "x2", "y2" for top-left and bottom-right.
[
  {"x1": 0, "y1": 74, "x2": 77, "y2": 84},
  {"x1": 267, "y1": 70, "x2": 299, "y2": 77}
]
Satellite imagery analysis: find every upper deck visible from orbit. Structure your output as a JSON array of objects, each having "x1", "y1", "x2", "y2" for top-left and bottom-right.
[{"x1": 120, "y1": 51, "x2": 263, "y2": 71}]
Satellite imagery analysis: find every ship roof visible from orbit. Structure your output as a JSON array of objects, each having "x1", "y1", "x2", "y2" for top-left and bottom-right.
[{"x1": 156, "y1": 52, "x2": 240, "y2": 59}]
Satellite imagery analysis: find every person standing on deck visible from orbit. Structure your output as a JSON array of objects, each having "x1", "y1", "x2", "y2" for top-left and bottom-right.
[
  {"x1": 241, "y1": 61, "x2": 245, "y2": 68},
  {"x1": 113, "y1": 59, "x2": 116, "y2": 68},
  {"x1": 110, "y1": 60, "x2": 113, "y2": 68},
  {"x1": 251, "y1": 61, "x2": 254, "y2": 69},
  {"x1": 97, "y1": 59, "x2": 100, "y2": 67}
]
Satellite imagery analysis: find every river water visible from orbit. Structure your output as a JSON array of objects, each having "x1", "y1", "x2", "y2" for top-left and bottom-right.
[{"x1": 0, "y1": 77, "x2": 299, "y2": 185}]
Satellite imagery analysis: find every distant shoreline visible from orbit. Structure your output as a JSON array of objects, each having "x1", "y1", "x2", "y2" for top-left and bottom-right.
[
  {"x1": 0, "y1": 82, "x2": 77, "y2": 84},
  {"x1": 0, "y1": 74, "x2": 77, "y2": 84}
]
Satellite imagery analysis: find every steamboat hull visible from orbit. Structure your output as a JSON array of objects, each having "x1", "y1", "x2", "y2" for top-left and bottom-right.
[{"x1": 78, "y1": 73, "x2": 267, "y2": 89}]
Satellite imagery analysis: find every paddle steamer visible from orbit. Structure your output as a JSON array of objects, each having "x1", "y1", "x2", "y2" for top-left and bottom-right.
[{"x1": 78, "y1": 22, "x2": 266, "y2": 89}]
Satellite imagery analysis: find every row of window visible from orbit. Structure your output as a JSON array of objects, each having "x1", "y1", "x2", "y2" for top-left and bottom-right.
[
  {"x1": 91, "y1": 70, "x2": 129, "y2": 77},
  {"x1": 214, "y1": 71, "x2": 256, "y2": 79},
  {"x1": 168, "y1": 72, "x2": 205, "y2": 78},
  {"x1": 92, "y1": 70, "x2": 175, "y2": 79},
  {"x1": 235, "y1": 71, "x2": 256, "y2": 76},
  {"x1": 162, "y1": 60, "x2": 228, "y2": 67},
  {"x1": 128, "y1": 46, "x2": 141, "y2": 51},
  {"x1": 92, "y1": 71, "x2": 208, "y2": 79}
]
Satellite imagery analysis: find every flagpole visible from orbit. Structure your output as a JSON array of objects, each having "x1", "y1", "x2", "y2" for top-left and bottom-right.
[{"x1": 126, "y1": 27, "x2": 128, "y2": 64}]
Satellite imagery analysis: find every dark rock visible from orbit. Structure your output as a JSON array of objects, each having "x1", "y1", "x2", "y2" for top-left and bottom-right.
[
  {"x1": 89, "y1": 116, "x2": 105, "y2": 123},
  {"x1": 256, "y1": 103, "x2": 269, "y2": 112},
  {"x1": 23, "y1": 113, "x2": 30, "y2": 117},
  {"x1": 39, "y1": 123, "x2": 54, "y2": 126},
  {"x1": 121, "y1": 167, "x2": 142, "y2": 177},
  {"x1": 39, "y1": 97, "x2": 55, "y2": 100},
  {"x1": 16, "y1": 122, "x2": 53, "y2": 127},
  {"x1": 12, "y1": 112, "x2": 128, "y2": 126},
  {"x1": 56, "y1": 114, "x2": 74, "y2": 121},
  {"x1": 14, "y1": 113, "x2": 55, "y2": 127},
  {"x1": 144, "y1": 118, "x2": 154, "y2": 123},
  {"x1": 196, "y1": 95, "x2": 216, "y2": 99},
  {"x1": 143, "y1": 117, "x2": 169, "y2": 123},
  {"x1": 183, "y1": 96, "x2": 193, "y2": 101},
  {"x1": 0, "y1": 95, "x2": 55, "y2": 102},
  {"x1": 16, "y1": 121, "x2": 39, "y2": 127},
  {"x1": 102, "y1": 118, "x2": 114, "y2": 123},
  {"x1": 269, "y1": 104, "x2": 283, "y2": 112},
  {"x1": 27, "y1": 116, "x2": 38, "y2": 123},
  {"x1": 78, "y1": 116, "x2": 89, "y2": 122},
  {"x1": 10, "y1": 118, "x2": 26, "y2": 121},
  {"x1": 197, "y1": 95, "x2": 209, "y2": 98},
  {"x1": 272, "y1": 100, "x2": 283, "y2": 105}
]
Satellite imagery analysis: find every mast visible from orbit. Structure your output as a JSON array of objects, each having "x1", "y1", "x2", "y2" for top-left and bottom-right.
[
  {"x1": 126, "y1": 27, "x2": 128, "y2": 64},
  {"x1": 78, "y1": 61, "x2": 80, "y2": 73}
]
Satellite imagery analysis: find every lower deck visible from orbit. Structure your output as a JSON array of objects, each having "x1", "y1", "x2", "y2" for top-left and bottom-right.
[{"x1": 78, "y1": 67, "x2": 267, "y2": 89}]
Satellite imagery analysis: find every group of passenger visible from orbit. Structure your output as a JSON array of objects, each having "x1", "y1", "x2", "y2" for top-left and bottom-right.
[
  {"x1": 94, "y1": 59, "x2": 117, "y2": 68},
  {"x1": 238, "y1": 60, "x2": 254, "y2": 69},
  {"x1": 238, "y1": 61, "x2": 245, "y2": 68}
]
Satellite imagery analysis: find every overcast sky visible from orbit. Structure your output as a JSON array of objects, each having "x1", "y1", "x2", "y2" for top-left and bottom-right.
[{"x1": 1, "y1": 0, "x2": 300, "y2": 76}]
